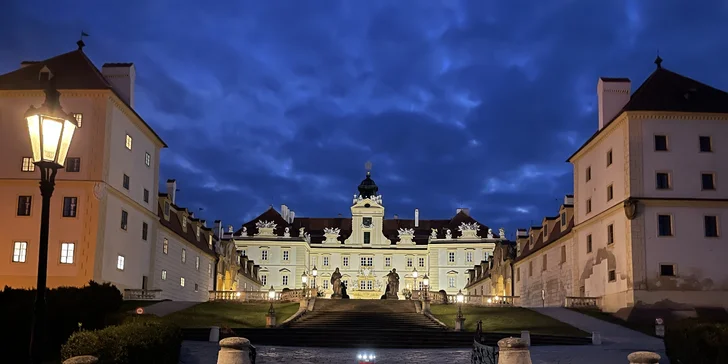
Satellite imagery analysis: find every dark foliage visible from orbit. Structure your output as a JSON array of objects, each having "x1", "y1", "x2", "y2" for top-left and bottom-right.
[
  {"x1": 0, "y1": 281, "x2": 122, "y2": 361},
  {"x1": 664, "y1": 318, "x2": 728, "y2": 364}
]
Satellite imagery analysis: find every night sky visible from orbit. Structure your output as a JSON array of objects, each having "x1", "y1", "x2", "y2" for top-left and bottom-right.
[{"x1": 2, "y1": 1, "x2": 727, "y2": 238}]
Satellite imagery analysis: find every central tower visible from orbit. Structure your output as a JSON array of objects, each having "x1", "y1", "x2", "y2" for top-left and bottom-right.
[{"x1": 346, "y1": 162, "x2": 388, "y2": 246}]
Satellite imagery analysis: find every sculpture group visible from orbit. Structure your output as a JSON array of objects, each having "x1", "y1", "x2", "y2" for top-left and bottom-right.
[{"x1": 327, "y1": 267, "x2": 400, "y2": 300}]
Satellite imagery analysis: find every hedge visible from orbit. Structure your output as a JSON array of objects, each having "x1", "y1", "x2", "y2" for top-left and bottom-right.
[
  {"x1": 0, "y1": 281, "x2": 122, "y2": 361},
  {"x1": 61, "y1": 319, "x2": 182, "y2": 364},
  {"x1": 664, "y1": 318, "x2": 728, "y2": 364}
]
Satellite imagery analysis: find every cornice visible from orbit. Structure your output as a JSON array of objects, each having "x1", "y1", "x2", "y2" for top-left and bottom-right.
[
  {"x1": 107, "y1": 95, "x2": 167, "y2": 148},
  {"x1": 569, "y1": 113, "x2": 628, "y2": 163},
  {"x1": 0, "y1": 89, "x2": 108, "y2": 98},
  {"x1": 627, "y1": 111, "x2": 728, "y2": 121},
  {"x1": 105, "y1": 184, "x2": 159, "y2": 220}
]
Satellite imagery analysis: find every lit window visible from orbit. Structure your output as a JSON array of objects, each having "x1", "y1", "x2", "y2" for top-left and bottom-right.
[
  {"x1": 208, "y1": 263, "x2": 212, "y2": 277},
  {"x1": 125, "y1": 134, "x2": 132, "y2": 150},
  {"x1": 182, "y1": 249, "x2": 186, "y2": 263},
  {"x1": 117, "y1": 255, "x2": 125, "y2": 270},
  {"x1": 161, "y1": 270, "x2": 167, "y2": 280},
  {"x1": 120, "y1": 210, "x2": 128, "y2": 230},
  {"x1": 60, "y1": 243, "x2": 75, "y2": 264},
  {"x1": 196, "y1": 256, "x2": 200, "y2": 270},
  {"x1": 465, "y1": 252, "x2": 473, "y2": 263},
  {"x1": 448, "y1": 251, "x2": 455, "y2": 263},
  {"x1": 163, "y1": 238, "x2": 169, "y2": 254},
  {"x1": 145, "y1": 152, "x2": 151, "y2": 167},
  {"x1": 180, "y1": 277, "x2": 185, "y2": 287},
  {"x1": 448, "y1": 277, "x2": 456, "y2": 288},
  {"x1": 63, "y1": 197, "x2": 78, "y2": 217},
  {"x1": 21, "y1": 157, "x2": 35, "y2": 172},
  {"x1": 283, "y1": 250, "x2": 289, "y2": 261},
  {"x1": 73, "y1": 113, "x2": 83, "y2": 128},
  {"x1": 261, "y1": 250, "x2": 268, "y2": 261},
  {"x1": 66, "y1": 157, "x2": 81, "y2": 172},
  {"x1": 13, "y1": 242, "x2": 28, "y2": 263},
  {"x1": 182, "y1": 216, "x2": 188, "y2": 231},
  {"x1": 17, "y1": 196, "x2": 32, "y2": 216}
]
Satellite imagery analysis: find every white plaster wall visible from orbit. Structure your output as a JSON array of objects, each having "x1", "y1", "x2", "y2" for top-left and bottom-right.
[
  {"x1": 514, "y1": 237, "x2": 575, "y2": 307},
  {"x1": 430, "y1": 243, "x2": 495, "y2": 294},
  {"x1": 153, "y1": 227, "x2": 215, "y2": 302},
  {"x1": 241, "y1": 242, "x2": 307, "y2": 291}
]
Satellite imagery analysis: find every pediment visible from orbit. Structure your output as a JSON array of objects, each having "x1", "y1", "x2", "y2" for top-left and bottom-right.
[{"x1": 278, "y1": 268, "x2": 291, "y2": 273}]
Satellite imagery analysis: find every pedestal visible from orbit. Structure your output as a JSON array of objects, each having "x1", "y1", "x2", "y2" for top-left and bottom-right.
[
  {"x1": 331, "y1": 294, "x2": 342, "y2": 299},
  {"x1": 422, "y1": 300, "x2": 431, "y2": 314},
  {"x1": 455, "y1": 317, "x2": 466, "y2": 331},
  {"x1": 217, "y1": 337, "x2": 252, "y2": 364},
  {"x1": 266, "y1": 314, "x2": 276, "y2": 328},
  {"x1": 497, "y1": 337, "x2": 532, "y2": 364},
  {"x1": 209, "y1": 326, "x2": 220, "y2": 342}
]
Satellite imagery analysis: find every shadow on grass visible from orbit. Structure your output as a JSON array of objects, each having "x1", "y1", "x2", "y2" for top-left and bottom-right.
[{"x1": 163, "y1": 302, "x2": 300, "y2": 328}]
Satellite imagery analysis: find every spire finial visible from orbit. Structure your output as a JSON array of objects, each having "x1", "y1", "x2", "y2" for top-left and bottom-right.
[
  {"x1": 654, "y1": 50, "x2": 663, "y2": 69},
  {"x1": 364, "y1": 161, "x2": 372, "y2": 176},
  {"x1": 77, "y1": 31, "x2": 89, "y2": 50}
]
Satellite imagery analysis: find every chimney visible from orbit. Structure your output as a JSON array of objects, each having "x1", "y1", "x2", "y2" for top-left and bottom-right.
[
  {"x1": 289, "y1": 211, "x2": 295, "y2": 223},
  {"x1": 414, "y1": 208, "x2": 419, "y2": 227},
  {"x1": 597, "y1": 77, "x2": 631, "y2": 130},
  {"x1": 564, "y1": 194, "x2": 574, "y2": 206},
  {"x1": 394, "y1": 214, "x2": 399, "y2": 220},
  {"x1": 214, "y1": 220, "x2": 222, "y2": 237},
  {"x1": 102, "y1": 63, "x2": 136, "y2": 108},
  {"x1": 166, "y1": 179, "x2": 177, "y2": 204},
  {"x1": 456, "y1": 208, "x2": 470, "y2": 216},
  {"x1": 281, "y1": 205, "x2": 289, "y2": 221},
  {"x1": 516, "y1": 229, "x2": 529, "y2": 238}
]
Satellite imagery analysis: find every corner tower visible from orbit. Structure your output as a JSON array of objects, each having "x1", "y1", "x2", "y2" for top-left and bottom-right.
[{"x1": 346, "y1": 162, "x2": 388, "y2": 246}]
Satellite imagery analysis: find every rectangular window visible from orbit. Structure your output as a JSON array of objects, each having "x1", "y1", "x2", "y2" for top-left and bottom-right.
[
  {"x1": 699, "y1": 136, "x2": 712, "y2": 152},
  {"x1": 654, "y1": 135, "x2": 668, "y2": 151},
  {"x1": 607, "y1": 224, "x2": 614, "y2": 245},
  {"x1": 343, "y1": 256, "x2": 349, "y2": 266},
  {"x1": 282, "y1": 275, "x2": 289, "y2": 286},
  {"x1": 363, "y1": 217, "x2": 372, "y2": 227},
  {"x1": 261, "y1": 250, "x2": 268, "y2": 261},
  {"x1": 62, "y1": 197, "x2": 78, "y2": 217},
  {"x1": 363, "y1": 232, "x2": 371, "y2": 244},
  {"x1": 209, "y1": 263, "x2": 213, "y2": 277},
  {"x1": 366, "y1": 280, "x2": 373, "y2": 290},
  {"x1": 311, "y1": 257, "x2": 317, "y2": 266},
  {"x1": 122, "y1": 174, "x2": 130, "y2": 190},
  {"x1": 60, "y1": 243, "x2": 75, "y2": 264},
  {"x1": 17, "y1": 196, "x2": 32, "y2": 216},
  {"x1": 607, "y1": 184, "x2": 614, "y2": 201},
  {"x1": 528, "y1": 261, "x2": 533, "y2": 276},
  {"x1": 407, "y1": 257, "x2": 413, "y2": 267},
  {"x1": 656, "y1": 172, "x2": 671, "y2": 190},
  {"x1": 448, "y1": 251, "x2": 455, "y2": 263},
  {"x1": 145, "y1": 152, "x2": 151, "y2": 167},
  {"x1": 324, "y1": 280, "x2": 329, "y2": 289},
  {"x1": 448, "y1": 277, "x2": 456, "y2": 288},
  {"x1": 516, "y1": 268, "x2": 521, "y2": 282},
  {"x1": 361, "y1": 257, "x2": 373, "y2": 266},
  {"x1": 66, "y1": 157, "x2": 81, "y2": 172},
  {"x1": 560, "y1": 212, "x2": 566, "y2": 227},
  {"x1": 120, "y1": 210, "x2": 128, "y2": 230},
  {"x1": 608, "y1": 270, "x2": 616, "y2": 282},
  {"x1": 586, "y1": 234, "x2": 593, "y2": 253},
  {"x1": 13, "y1": 242, "x2": 28, "y2": 262},
  {"x1": 323, "y1": 256, "x2": 329, "y2": 266},
  {"x1": 194, "y1": 283, "x2": 199, "y2": 292},
  {"x1": 125, "y1": 134, "x2": 133, "y2": 150},
  {"x1": 586, "y1": 166, "x2": 591, "y2": 182},
  {"x1": 261, "y1": 275, "x2": 267, "y2": 286},
  {"x1": 701, "y1": 173, "x2": 715, "y2": 190},
  {"x1": 117, "y1": 255, "x2": 125, "y2": 270},
  {"x1": 606, "y1": 149, "x2": 613, "y2": 166},
  {"x1": 180, "y1": 277, "x2": 185, "y2": 287},
  {"x1": 586, "y1": 199, "x2": 592, "y2": 214},
  {"x1": 543, "y1": 228, "x2": 548, "y2": 239},
  {"x1": 705, "y1": 216, "x2": 719, "y2": 237},
  {"x1": 660, "y1": 264, "x2": 675, "y2": 277},
  {"x1": 163, "y1": 238, "x2": 169, "y2": 254},
  {"x1": 161, "y1": 270, "x2": 167, "y2": 280},
  {"x1": 21, "y1": 157, "x2": 35, "y2": 172},
  {"x1": 181, "y1": 249, "x2": 186, "y2": 263},
  {"x1": 658, "y1": 215, "x2": 673, "y2": 236},
  {"x1": 466, "y1": 251, "x2": 473, "y2": 263},
  {"x1": 384, "y1": 257, "x2": 391, "y2": 267},
  {"x1": 283, "y1": 250, "x2": 289, "y2": 261},
  {"x1": 195, "y1": 256, "x2": 200, "y2": 270},
  {"x1": 560, "y1": 245, "x2": 567, "y2": 263},
  {"x1": 542, "y1": 254, "x2": 547, "y2": 271},
  {"x1": 143, "y1": 189, "x2": 149, "y2": 203},
  {"x1": 73, "y1": 113, "x2": 83, "y2": 128},
  {"x1": 418, "y1": 257, "x2": 425, "y2": 267},
  {"x1": 164, "y1": 202, "x2": 170, "y2": 216}
]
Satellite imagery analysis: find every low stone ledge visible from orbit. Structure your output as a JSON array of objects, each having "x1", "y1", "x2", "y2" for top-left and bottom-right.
[
  {"x1": 423, "y1": 311, "x2": 449, "y2": 329},
  {"x1": 63, "y1": 356, "x2": 99, "y2": 364},
  {"x1": 279, "y1": 306, "x2": 307, "y2": 327}
]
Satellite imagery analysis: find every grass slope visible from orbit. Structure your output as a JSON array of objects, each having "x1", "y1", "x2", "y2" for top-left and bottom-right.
[
  {"x1": 163, "y1": 302, "x2": 300, "y2": 328},
  {"x1": 430, "y1": 305, "x2": 588, "y2": 337}
]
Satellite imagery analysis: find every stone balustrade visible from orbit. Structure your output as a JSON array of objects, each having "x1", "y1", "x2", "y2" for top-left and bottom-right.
[
  {"x1": 209, "y1": 289, "x2": 313, "y2": 302},
  {"x1": 446, "y1": 294, "x2": 521, "y2": 306},
  {"x1": 123, "y1": 289, "x2": 163, "y2": 301},
  {"x1": 563, "y1": 296, "x2": 601, "y2": 308}
]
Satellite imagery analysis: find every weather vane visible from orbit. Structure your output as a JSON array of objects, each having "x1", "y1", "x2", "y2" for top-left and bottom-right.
[{"x1": 365, "y1": 161, "x2": 372, "y2": 172}]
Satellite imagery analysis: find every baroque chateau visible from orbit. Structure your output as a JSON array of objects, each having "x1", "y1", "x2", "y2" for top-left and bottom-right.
[{"x1": 2, "y1": 45, "x2": 728, "y2": 316}]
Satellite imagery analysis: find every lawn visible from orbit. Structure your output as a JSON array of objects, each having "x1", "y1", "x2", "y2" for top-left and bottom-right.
[
  {"x1": 429, "y1": 305, "x2": 588, "y2": 337},
  {"x1": 163, "y1": 301, "x2": 300, "y2": 328},
  {"x1": 118, "y1": 299, "x2": 163, "y2": 313}
]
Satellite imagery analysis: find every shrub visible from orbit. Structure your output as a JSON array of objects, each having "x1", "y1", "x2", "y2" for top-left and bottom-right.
[
  {"x1": 62, "y1": 320, "x2": 182, "y2": 364},
  {"x1": 0, "y1": 281, "x2": 122, "y2": 361},
  {"x1": 664, "y1": 318, "x2": 728, "y2": 364}
]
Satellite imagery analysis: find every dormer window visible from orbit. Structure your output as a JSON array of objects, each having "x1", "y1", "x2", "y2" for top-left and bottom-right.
[
  {"x1": 363, "y1": 217, "x2": 372, "y2": 227},
  {"x1": 182, "y1": 215, "x2": 188, "y2": 232},
  {"x1": 196, "y1": 226, "x2": 200, "y2": 239},
  {"x1": 560, "y1": 212, "x2": 566, "y2": 227},
  {"x1": 163, "y1": 201, "x2": 170, "y2": 219},
  {"x1": 208, "y1": 235, "x2": 213, "y2": 249},
  {"x1": 543, "y1": 228, "x2": 547, "y2": 239}
]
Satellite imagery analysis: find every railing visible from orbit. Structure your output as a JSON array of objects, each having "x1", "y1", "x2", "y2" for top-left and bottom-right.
[
  {"x1": 281, "y1": 289, "x2": 316, "y2": 301},
  {"x1": 209, "y1": 289, "x2": 313, "y2": 302},
  {"x1": 564, "y1": 296, "x2": 601, "y2": 308},
  {"x1": 446, "y1": 294, "x2": 520, "y2": 307},
  {"x1": 410, "y1": 290, "x2": 442, "y2": 301},
  {"x1": 123, "y1": 289, "x2": 162, "y2": 301}
]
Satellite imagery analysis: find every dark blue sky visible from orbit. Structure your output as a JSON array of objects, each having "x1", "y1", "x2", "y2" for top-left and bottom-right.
[{"x1": 2, "y1": 1, "x2": 727, "y2": 237}]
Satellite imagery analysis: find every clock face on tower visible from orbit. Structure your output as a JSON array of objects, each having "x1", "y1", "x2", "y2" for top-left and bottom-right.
[{"x1": 363, "y1": 217, "x2": 372, "y2": 227}]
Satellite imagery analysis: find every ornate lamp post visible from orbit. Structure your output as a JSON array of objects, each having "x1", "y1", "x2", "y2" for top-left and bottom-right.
[
  {"x1": 301, "y1": 271, "x2": 308, "y2": 298},
  {"x1": 455, "y1": 289, "x2": 466, "y2": 331},
  {"x1": 421, "y1": 274, "x2": 430, "y2": 313},
  {"x1": 312, "y1": 265, "x2": 318, "y2": 293},
  {"x1": 266, "y1": 286, "x2": 276, "y2": 327},
  {"x1": 412, "y1": 268, "x2": 418, "y2": 297},
  {"x1": 26, "y1": 79, "x2": 79, "y2": 364}
]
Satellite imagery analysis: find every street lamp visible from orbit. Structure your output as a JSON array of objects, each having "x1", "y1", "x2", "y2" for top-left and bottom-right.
[
  {"x1": 412, "y1": 268, "x2": 418, "y2": 296},
  {"x1": 301, "y1": 272, "x2": 308, "y2": 298},
  {"x1": 266, "y1": 286, "x2": 276, "y2": 327},
  {"x1": 268, "y1": 285, "x2": 276, "y2": 300},
  {"x1": 312, "y1": 265, "x2": 318, "y2": 291},
  {"x1": 422, "y1": 274, "x2": 429, "y2": 298},
  {"x1": 26, "y1": 79, "x2": 79, "y2": 364},
  {"x1": 455, "y1": 289, "x2": 466, "y2": 331}
]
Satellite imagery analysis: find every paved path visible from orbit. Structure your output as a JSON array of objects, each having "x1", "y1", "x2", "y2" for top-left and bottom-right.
[
  {"x1": 143, "y1": 301, "x2": 199, "y2": 317},
  {"x1": 530, "y1": 308, "x2": 666, "y2": 354},
  {"x1": 180, "y1": 341, "x2": 668, "y2": 364}
]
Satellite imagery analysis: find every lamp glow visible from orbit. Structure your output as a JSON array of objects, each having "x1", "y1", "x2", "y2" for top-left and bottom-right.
[
  {"x1": 268, "y1": 286, "x2": 275, "y2": 300},
  {"x1": 301, "y1": 272, "x2": 308, "y2": 284},
  {"x1": 312, "y1": 266, "x2": 318, "y2": 277},
  {"x1": 25, "y1": 86, "x2": 78, "y2": 167},
  {"x1": 422, "y1": 274, "x2": 429, "y2": 286},
  {"x1": 412, "y1": 268, "x2": 418, "y2": 279},
  {"x1": 456, "y1": 289, "x2": 464, "y2": 303}
]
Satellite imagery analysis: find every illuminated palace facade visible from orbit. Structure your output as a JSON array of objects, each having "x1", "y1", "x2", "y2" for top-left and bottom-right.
[{"x1": 223, "y1": 170, "x2": 507, "y2": 298}]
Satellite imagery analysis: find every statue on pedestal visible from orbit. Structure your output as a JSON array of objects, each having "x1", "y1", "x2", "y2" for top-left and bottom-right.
[
  {"x1": 384, "y1": 269, "x2": 400, "y2": 299},
  {"x1": 330, "y1": 268, "x2": 343, "y2": 299},
  {"x1": 341, "y1": 281, "x2": 349, "y2": 299}
]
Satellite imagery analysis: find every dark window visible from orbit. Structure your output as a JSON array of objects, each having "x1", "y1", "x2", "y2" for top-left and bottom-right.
[
  {"x1": 608, "y1": 270, "x2": 616, "y2": 282},
  {"x1": 62, "y1": 197, "x2": 78, "y2": 217},
  {"x1": 607, "y1": 185, "x2": 614, "y2": 201},
  {"x1": 658, "y1": 215, "x2": 672, "y2": 236},
  {"x1": 606, "y1": 150, "x2": 613, "y2": 166},
  {"x1": 121, "y1": 210, "x2": 128, "y2": 230},
  {"x1": 586, "y1": 167, "x2": 591, "y2": 182},
  {"x1": 660, "y1": 264, "x2": 675, "y2": 277},
  {"x1": 560, "y1": 212, "x2": 566, "y2": 227},
  {"x1": 654, "y1": 135, "x2": 668, "y2": 151},
  {"x1": 586, "y1": 234, "x2": 593, "y2": 253},
  {"x1": 586, "y1": 199, "x2": 592, "y2": 213},
  {"x1": 66, "y1": 157, "x2": 81, "y2": 172},
  {"x1": 164, "y1": 202, "x2": 170, "y2": 216},
  {"x1": 699, "y1": 136, "x2": 712, "y2": 152},
  {"x1": 363, "y1": 217, "x2": 372, "y2": 227},
  {"x1": 705, "y1": 216, "x2": 719, "y2": 237},
  {"x1": 701, "y1": 173, "x2": 715, "y2": 190},
  {"x1": 122, "y1": 174, "x2": 130, "y2": 190},
  {"x1": 17, "y1": 196, "x2": 32, "y2": 216},
  {"x1": 607, "y1": 224, "x2": 614, "y2": 244},
  {"x1": 142, "y1": 222, "x2": 148, "y2": 241},
  {"x1": 21, "y1": 157, "x2": 35, "y2": 172},
  {"x1": 656, "y1": 173, "x2": 670, "y2": 189},
  {"x1": 143, "y1": 189, "x2": 150, "y2": 203},
  {"x1": 363, "y1": 232, "x2": 371, "y2": 244}
]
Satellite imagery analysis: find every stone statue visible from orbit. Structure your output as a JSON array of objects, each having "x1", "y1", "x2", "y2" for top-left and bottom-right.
[
  {"x1": 227, "y1": 225, "x2": 233, "y2": 233},
  {"x1": 284, "y1": 227, "x2": 290, "y2": 238},
  {"x1": 487, "y1": 228, "x2": 494, "y2": 238},
  {"x1": 331, "y1": 268, "x2": 343, "y2": 298},
  {"x1": 499, "y1": 227, "x2": 505, "y2": 239},
  {"x1": 386, "y1": 269, "x2": 400, "y2": 299},
  {"x1": 430, "y1": 228, "x2": 438, "y2": 239},
  {"x1": 446, "y1": 229, "x2": 452, "y2": 239},
  {"x1": 341, "y1": 281, "x2": 349, "y2": 299},
  {"x1": 299, "y1": 227, "x2": 305, "y2": 236},
  {"x1": 241, "y1": 227, "x2": 248, "y2": 237}
]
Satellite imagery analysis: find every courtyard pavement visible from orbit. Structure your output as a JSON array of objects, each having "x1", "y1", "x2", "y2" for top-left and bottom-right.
[{"x1": 179, "y1": 341, "x2": 669, "y2": 364}]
